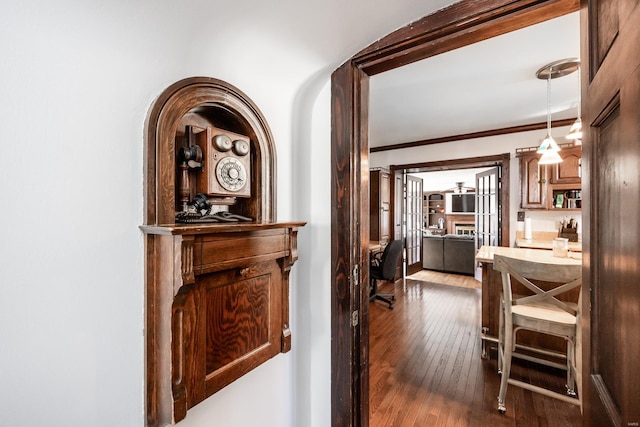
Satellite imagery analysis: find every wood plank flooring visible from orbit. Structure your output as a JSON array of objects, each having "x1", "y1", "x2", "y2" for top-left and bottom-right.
[{"x1": 368, "y1": 271, "x2": 583, "y2": 427}]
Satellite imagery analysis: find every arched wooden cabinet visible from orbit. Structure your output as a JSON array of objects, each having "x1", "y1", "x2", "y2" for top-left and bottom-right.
[{"x1": 140, "y1": 77, "x2": 304, "y2": 426}]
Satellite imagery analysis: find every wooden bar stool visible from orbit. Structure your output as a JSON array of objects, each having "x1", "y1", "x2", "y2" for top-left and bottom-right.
[{"x1": 493, "y1": 254, "x2": 582, "y2": 414}]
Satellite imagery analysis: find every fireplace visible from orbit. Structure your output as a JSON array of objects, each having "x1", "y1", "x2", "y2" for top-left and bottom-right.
[{"x1": 454, "y1": 223, "x2": 475, "y2": 236}]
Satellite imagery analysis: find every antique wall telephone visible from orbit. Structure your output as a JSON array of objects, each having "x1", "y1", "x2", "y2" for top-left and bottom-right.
[
  {"x1": 143, "y1": 77, "x2": 304, "y2": 426},
  {"x1": 176, "y1": 125, "x2": 253, "y2": 223}
]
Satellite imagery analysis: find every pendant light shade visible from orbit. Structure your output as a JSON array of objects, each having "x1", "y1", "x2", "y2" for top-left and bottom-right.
[
  {"x1": 566, "y1": 61, "x2": 582, "y2": 142},
  {"x1": 566, "y1": 117, "x2": 582, "y2": 140},
  {"x1": 534, "y1": 58, "x2": 580, "y2": 164},
  {"x1": 536, "y1": 133, "x2": 561, "y2": 153},
  {"x1": 539, "y1": 146, "x2": 563, "y2": 164}
]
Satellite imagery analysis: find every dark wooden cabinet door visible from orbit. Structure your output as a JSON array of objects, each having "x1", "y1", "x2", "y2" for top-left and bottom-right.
[
  {"x1": 519, "y1": 152, "x2": 547, "y2": 209},
  {"x1": 550, "y1": 146, "x2": 582, "y2": 184},
  {"x1": 584, "y1": 2, "x2": 640, "y2": 426},
  {"x1": 379, "y1": 171, "x2": 390, "y2": 243},
  {"x1": 370, "y1": 169, "x2": 390, "y2": 244}
]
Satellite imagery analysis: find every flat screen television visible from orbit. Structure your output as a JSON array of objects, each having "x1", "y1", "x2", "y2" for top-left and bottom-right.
[{"x1": 446, "y1": 193, "x2": 475, "y2": 214}]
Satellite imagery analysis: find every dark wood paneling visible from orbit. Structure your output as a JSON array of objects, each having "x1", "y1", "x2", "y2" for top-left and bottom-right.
[{"x1": 585, "y1": 1, "x2": 640, "y2": 425}]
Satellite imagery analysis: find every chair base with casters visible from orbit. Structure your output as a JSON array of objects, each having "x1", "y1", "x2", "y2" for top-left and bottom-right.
[
  {"x1": 369, "y1": 240, "x2": 403, "y2": 310},
  {"x1": 369, "y1": 283, "x2": 396, "y2": 309},
  {"x1": 493, "y1": 254, "x2": 582, "y2": 414}
]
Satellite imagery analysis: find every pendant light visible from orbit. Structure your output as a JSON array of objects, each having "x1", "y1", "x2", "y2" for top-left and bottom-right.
[
  {"x1": 535, "y1": 58, "x2": 580, "y2": 165},
  {"x1": 565, "y1": 64, "x2": 582, "y2": 142}
]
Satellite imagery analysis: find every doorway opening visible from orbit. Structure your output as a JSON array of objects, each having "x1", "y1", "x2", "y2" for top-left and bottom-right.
[{"x1": 330, "y1": 1, "x2": 580, "y2": 425}]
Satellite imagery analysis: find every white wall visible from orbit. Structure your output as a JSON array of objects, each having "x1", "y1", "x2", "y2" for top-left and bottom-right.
[
  {"x1": 371, "y1": 126, "x2": 582, "y2": 245},
  {"x1": 0, "y1": 1, "x2": 332, "y2": 426}
]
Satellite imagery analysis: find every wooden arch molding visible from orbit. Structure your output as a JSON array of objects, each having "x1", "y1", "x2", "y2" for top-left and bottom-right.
[{"x1": 143, "y1": 76, "x2": 277, "y2": 226}]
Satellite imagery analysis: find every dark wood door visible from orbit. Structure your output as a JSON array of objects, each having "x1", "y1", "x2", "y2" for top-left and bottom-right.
[{"x1": 583, "y1": 2, "x2": 640, "y2": 426}]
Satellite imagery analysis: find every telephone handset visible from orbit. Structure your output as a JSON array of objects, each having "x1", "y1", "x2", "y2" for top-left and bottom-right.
[{"x1": 176, "y1": 193, "x2": 253, "y2": 223}]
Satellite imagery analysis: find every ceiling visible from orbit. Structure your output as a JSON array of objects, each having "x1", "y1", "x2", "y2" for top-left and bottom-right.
[{"x1": 369, "y1": 11, "x2": 580, "y2": 148}]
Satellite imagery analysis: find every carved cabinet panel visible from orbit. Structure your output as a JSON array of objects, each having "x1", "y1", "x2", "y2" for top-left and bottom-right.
[
  {"x1": 519, "y1": 151, "x2": 548, "y2": 209},
  {"x1": 549, "y1": 146, "x2": 581, "y2": 184}
]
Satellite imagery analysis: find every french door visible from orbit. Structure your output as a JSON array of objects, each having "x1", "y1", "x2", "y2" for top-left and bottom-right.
[
  {"x1": 404, "y1": 173, "x2": 423, "y2": 275},
  {"x1": 475, "y1": 167, "x2": 501, "y2": 249}
]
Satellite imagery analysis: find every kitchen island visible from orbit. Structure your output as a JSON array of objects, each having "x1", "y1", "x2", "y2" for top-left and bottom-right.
[{"x1": 476, "y1": 245, "x2": 582, "y2": 359}]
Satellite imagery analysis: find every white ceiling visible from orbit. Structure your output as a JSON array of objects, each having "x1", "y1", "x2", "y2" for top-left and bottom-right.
[{"x1": 369, "y1": 12, "x2": 580, "y2": 148}]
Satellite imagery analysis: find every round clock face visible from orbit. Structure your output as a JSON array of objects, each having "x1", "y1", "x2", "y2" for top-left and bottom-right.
[{"x1": 215, "y1": 157, "x2": 247, "y2": 192}]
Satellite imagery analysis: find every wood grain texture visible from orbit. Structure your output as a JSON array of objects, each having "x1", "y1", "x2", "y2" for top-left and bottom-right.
[
  {"x1": 331, "y1": 62, "x2": 370, "y2": 427},
  {"x1": 369, "y1": 276, "x2": 583, "y2": 426},
  {"x1": 584, "y1": 2, "x2": 640, "y2": 425}
]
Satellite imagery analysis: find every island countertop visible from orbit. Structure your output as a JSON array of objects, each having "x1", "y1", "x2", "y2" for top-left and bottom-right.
[
  {"x1": 514, "y1": 231, "x2": 582, "y2": 252},
  {"x1": 476, "y1": 245, "x2": 582, "y2": 264}
]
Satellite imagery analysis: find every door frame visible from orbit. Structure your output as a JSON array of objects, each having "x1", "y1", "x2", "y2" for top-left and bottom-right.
[
  {"x1": 390, "y1": 154, "x2": 510, "y2": 249},
  {"x1": 330, "y1": 0, "x2": 580, "y2": 425}
]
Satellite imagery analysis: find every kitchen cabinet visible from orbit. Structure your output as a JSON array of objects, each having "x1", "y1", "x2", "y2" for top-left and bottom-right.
[
  {"x1": 550, "y1": 146, "x2": 581, "y2": 184},
  {"x1": 519, "y1": 150, "x2": 548, "y2": 209},
  {"x1": 518, "y1": 145, "x2": 582, "y2": 210},
  {"x1": 370, "y1": 168, "x2": 391, "y2": 244}
]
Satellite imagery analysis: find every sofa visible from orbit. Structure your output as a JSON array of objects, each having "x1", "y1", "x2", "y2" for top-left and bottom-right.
[{"x1": 422, "y1": 234, "x2": 476, "y2": 275}]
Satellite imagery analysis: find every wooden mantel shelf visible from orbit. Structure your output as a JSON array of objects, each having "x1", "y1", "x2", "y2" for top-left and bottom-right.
[{"x1": 141, "y1": 221, "x2": 306, "y2": 235}]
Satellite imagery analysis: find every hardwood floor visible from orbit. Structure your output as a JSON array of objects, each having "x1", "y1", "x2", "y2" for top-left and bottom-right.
[{"x1": 368, "y1": 272, "x2": 583, "y2": 427}]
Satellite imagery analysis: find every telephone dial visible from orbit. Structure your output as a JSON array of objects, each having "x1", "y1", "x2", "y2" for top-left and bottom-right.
[{"x1": 175, "y1": 126, "x2": 253, "y2": 223}]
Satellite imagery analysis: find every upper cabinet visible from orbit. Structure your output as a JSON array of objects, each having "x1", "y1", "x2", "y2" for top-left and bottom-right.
[
  {"x1": 518, "y1": 145, "x2": 582, "y2": 210},
  {"x1": 519, "y1": 151, "x2": 548, "y2": 209},
  {"x1": 549, "y1": 146, "x2": 582, "y2": 184}
]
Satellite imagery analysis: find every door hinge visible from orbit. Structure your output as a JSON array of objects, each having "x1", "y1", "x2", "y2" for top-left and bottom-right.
[
  {"x1": 351, "y1": 310, "x2": 359, "y2": 327},
  {"x1": 352, "y1": 264, "x2": 359, "y2": 286}
]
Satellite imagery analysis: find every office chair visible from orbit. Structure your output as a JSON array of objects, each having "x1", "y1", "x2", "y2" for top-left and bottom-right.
[
  {"x1": 493, "y1": 254, "x2": 582, "y2": 414},
  {"x1": 369, "y1": 239, "x2": 402, "y2": 309}
]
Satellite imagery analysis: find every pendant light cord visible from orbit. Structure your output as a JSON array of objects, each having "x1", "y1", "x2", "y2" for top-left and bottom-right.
[{"x1": 547, "y1": 70, "x2": 552, "y2": 134}]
